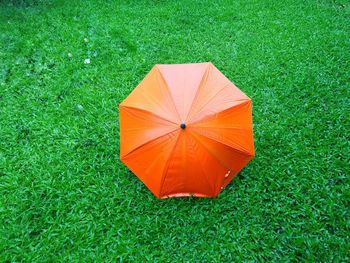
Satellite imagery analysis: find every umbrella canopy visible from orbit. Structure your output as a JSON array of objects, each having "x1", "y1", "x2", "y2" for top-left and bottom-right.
[{"x1": 119, "y1": 62, "x2": 254, "y2": 198}]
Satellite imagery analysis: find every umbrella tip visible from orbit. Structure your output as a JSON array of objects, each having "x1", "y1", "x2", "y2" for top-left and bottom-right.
[{"x1": 180, "y1": 123, "x2": 186, "y2": 129}]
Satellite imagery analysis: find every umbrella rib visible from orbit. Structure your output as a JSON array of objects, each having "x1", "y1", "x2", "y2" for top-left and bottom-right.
[
  {"x1": 155, "y1": 65, "x2": 182, "y2": 123},
  {"x1": 189, "y1": 128, "x2": 254, "y2": 157},
  {"x1": 120, "y1": 105, "x2": 178, "y2": 126},
  {"x1": 135, "y1": 86, "x2": 179, "y2": 123},
  {"x1": 188, "y1": 130, "x2": 232, "y2": 168},
  {"x1": 189, "y1": 131, "x2": 253, "y2": 194},
  {"x1": 120, "y1": 128, "x2": 179, "y2": 160},
  {"x1": 186, "y1": 132, "x2": 216, "y2": 196},
  {"x1": 189, "y1": 99, "x2": 250, "y2": 125},
  {"x1": 186, "y1": 83, "x2": 229, "y2": 123},
  {"x1": 185, "y1": 62, "x2": 211, "y2": 123},
  {"x1": 191, "y1": 126, "x2": 250, "y2": 131},
  {"x1": 158, "y1": 131, "x2": 183, "y2": 197},
  {"x1": 187, "y1": 131, "x2": 231, "y2": 197}
]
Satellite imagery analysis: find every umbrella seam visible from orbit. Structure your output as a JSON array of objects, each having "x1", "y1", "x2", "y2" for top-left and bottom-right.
[
  {"x1": 188, "y1": 131, "x2": 253, "y2": 196},
  {"x1": 186, "y1": 132, "x2": 217, "y2": 196},
  {"x1": 155, "y1": 65, "x2": 182, "y2": 123},
  {"x1": 190, "y1": 128, "x2": 254, "y2": 157},
  {"x1": 135, "y1": 85, "x2": 178, "y2": 123},
  {"x1": 158, "y1": 131, "x2": 183, "y2": 197},
  {"x1": 120, "y1": 128, "x2": 179, "y2": 160},
  {"x1": 189, "y1": 99, "x2": 251, "y2": 125},
  {"x1": 185, "y1": 62, "x2": 212, "y2": 123},
  {"x1": 120, "y1": 105, "x2": 178, "y2": 125},
  {"x1": 187, "y1": 82, "x2": 250, "y2": 124}
]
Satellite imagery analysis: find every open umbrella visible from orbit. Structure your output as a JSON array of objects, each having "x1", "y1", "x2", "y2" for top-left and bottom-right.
[{"x1": 119, "y1": 62, "x2": 254, "y2": 198}]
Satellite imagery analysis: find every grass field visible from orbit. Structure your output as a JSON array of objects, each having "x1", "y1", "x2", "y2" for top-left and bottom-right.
[{"x1": 0, "y1": 0, "x2": 349, "y2": 261}]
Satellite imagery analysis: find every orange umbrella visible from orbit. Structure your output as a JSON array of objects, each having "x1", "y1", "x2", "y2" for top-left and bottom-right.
[{"x1": 119, "y1": 62, "x2": 254, "y2": 198}]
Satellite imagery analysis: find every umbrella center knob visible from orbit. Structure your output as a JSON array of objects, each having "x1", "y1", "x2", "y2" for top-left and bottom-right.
[{"x1": 180, "y1": 123, "x2": 186, "y2": 129}]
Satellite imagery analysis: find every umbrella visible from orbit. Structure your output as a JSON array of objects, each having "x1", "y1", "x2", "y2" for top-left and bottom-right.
[{"x1": 119, "y1": 62, "x2": 254, "y2": 198}]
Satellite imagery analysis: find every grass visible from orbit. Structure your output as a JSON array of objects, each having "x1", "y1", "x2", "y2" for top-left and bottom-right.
[{"x1": 0, "y1": 0, "x2": 349, "y2": 261}]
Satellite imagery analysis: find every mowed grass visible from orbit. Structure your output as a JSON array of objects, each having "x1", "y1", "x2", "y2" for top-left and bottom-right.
[{"x1": 0, "y1": 0, "x2": 349, "y2": 261}]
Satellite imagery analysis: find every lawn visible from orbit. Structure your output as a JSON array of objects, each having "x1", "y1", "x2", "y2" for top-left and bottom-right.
[{"x1": 0, "y1": 0, "x2": 349, "y2": 261}]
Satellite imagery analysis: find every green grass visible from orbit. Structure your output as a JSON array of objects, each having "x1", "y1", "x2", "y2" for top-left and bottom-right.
[{"x1": 0, "y1": 0, "x2": 349, "y2": 261}]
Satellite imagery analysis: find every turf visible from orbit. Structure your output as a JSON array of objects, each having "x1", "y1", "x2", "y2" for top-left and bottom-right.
[{"x1": 0, "y1": 0, "x2": 349, "y2": 261}]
